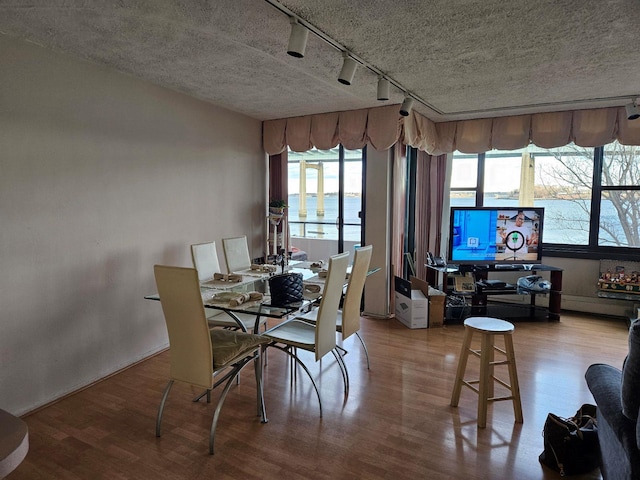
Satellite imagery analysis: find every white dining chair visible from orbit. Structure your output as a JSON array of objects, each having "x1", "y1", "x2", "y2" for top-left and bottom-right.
[
  {"x1": 153, "y1": 265, "x2": 269, "y2": 454},
  {"x1": 222, "y1": 236, "x2": 253, "y2": 274},
  {"x1": 296, "y1": 245, "x2": 373, "y2": 370},
  {"x1": 261, "y1": 252, "x2": 350, "y2": 417},
  {"x1": 191, "y1": 241, "x2": 223, "y2": 283},
  {"x1": 191, "y1": 241, "x2": 266, "y2": 334}
]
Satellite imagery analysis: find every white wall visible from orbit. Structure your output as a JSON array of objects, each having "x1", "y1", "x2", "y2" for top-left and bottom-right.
[{"x1": 0, "y1": 35, "x2": 266, "y2": 415}]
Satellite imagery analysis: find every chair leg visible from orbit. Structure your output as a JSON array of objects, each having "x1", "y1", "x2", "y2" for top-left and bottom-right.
[
  {"x1": 209, "y1": 359, "x2": 251, "y2": 455},
  {"x1": 268, "y1": 344, "x2": 323, "y2": 417},
  {"x1": 331, "y1": 348, "x2": 349, "y2": 397},
  {"x1": 156, "y1": 380, "x2": 174, "y2": 437},
  {"x1": 254, "y1": 349, "x2": 268, "y2": 424},
  {"x1": 192, "y1": 389, "x2": 211, "y2": 403},
  {"x1": 355, "y1": 331, "x2": 370, "y2": 369}
]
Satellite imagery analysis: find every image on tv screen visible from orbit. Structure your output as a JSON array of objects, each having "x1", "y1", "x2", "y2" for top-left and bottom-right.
[{"x1": 449, "y1": 208, "x2": 543, "y2": 264}]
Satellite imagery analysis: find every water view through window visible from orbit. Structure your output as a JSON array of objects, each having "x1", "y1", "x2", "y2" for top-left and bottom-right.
[
  {"x1": 451, "y1": 142, "x2": 640, "y2": 248},
  {"x1": 287, "y1": 148, "x2": 362, "y2": 242}
]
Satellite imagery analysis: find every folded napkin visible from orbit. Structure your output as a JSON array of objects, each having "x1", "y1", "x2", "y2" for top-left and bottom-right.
[
  {"x1": 316, "y1": 270, "x2": 349, "y2": 280},
  {"x1": 304, "y1": 284, "x2": 321, "y2": 294},
  {"x1": 229, "y1": 293, "x2": 250, "y2": 307},
  {"x1": 228, "y1": 291, "x2": 264, "y2": 306},
  {"x1": 251, "y1": 263, "x2": 277, "y2": 273},
  {"x1": 213, "y1": 273, "x2": 243, "y2": 283}
]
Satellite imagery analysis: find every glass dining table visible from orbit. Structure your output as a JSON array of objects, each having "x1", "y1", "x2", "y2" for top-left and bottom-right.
[
  {"x1": 145, "y1": 260, "x2": 380, "y2": 334},
  {"x1": 145, "y1": 263, "x2": 324, "y2": 334}
]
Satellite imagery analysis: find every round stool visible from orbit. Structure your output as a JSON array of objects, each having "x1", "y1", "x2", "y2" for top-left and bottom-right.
[
  {"x1": 450, "y1": 317, "x2": 523, "y2": 428},
  {"x1": 0, "y1": 408, "x2": 29, "y2": 478}
]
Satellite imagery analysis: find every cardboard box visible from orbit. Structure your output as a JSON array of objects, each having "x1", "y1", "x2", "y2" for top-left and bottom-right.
[
  {"x1": 394, "y1": 276, "x2": 429, "y2": 329},
  {"x1": 426, "y1": 284, "x2": 446, "y2": 328},
  {"x1": 409, "y1": 276, "x2": 447, "y2": 328}
]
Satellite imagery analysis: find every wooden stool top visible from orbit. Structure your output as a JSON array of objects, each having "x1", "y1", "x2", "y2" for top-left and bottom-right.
[
  {"x1": 0, "y1": 408, "x2": 29, "y2": 478},
  {"x1": 464, "y1": 316, "x2": 514, "y2": 333}
]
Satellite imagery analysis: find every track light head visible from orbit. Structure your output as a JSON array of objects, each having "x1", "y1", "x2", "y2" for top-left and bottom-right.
[
  {"x1": 287, "y1": 18, "x2": 308, "y2": 58},
  {"x1": 399, "y1": 96, "x2": 414, "y2": 117},
  {"x1": 626, "y1": 99, "x2": 640, "y2": 121},
  {"x1": 338, "y1": 52, "x2": 357, "y2": 85},
  {"x1": 377, "y1": 77, "x2": 390, "y2": 101}
]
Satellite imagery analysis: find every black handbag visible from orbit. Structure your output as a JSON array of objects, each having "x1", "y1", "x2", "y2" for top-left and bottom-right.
[
  {"x1": 539, "y1": 404, "x2": 600, "y2": 476},
  {"x1": 268, "y1": 272, "x2": 303, "y2": 307}
]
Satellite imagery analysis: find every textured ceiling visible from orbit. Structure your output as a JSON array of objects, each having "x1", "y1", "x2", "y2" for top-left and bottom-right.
[{"x1": 1, "y1": 0, "x2": 639, "y2": 122}]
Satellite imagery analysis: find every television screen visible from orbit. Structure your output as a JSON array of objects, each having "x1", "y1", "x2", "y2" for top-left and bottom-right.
[{"x1": 448, "y1": 207, "x2": 544, "y2": 265}]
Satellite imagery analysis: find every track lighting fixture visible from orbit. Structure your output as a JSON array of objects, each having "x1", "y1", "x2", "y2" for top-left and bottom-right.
[
  {"x1": 287, "y1": 18, "x2": 308, "y2": 58},
  {"x1": 377, "y1": 76, "x2": 390, "y2": 101},
  {"x1": 626, "y1": 99, "x2": 640, "y2": 120},
  {"x1": 399, "y1": 95, "x2": 414, "y2": 117},
  {"x1": 338, "y1": 52, "x2": 357, "y2": 85}
]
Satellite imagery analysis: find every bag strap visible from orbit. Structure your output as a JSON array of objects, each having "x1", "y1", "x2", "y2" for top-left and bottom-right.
[{"x1": 546, "y1": 441, "x2": 565, "y2": 477}]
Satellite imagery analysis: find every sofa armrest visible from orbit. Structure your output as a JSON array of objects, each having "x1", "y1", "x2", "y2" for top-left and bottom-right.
[{"x1": 586, "y1": 364, "x2": 640, "y2": 456}]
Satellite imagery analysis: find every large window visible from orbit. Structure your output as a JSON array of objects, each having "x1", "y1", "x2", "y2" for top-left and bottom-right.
[
  {"x1": 287, "y1": 146, "x2": 363, "y2": 246},
  {"x1": 449, "y1": 141, "x2": 640, "y2": 258}
]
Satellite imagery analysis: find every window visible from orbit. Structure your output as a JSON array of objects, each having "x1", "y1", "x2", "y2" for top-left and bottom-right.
[
  {"x1": 287, "y1": 146, "x2": 363, "y2": 244},
  {"x1": 449, "y1": 141, "x2": 640, "y2": 259},
  {"x1": 598, "y1": 143, "x2": 640, "y2": 248}
]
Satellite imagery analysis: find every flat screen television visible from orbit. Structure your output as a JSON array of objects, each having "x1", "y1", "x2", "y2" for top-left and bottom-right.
[{"x1": 448, "y1": 207, "x2": 544, "y2": 265}]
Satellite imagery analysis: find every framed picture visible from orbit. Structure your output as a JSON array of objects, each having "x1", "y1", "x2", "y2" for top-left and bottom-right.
[{"x1": 454, "y1": 272, "x2": 476, "y2": 292}]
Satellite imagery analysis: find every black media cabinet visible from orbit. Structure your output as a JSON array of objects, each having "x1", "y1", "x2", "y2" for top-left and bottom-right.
[{"x1": 425, "y1": 263, "x2": 563, "y2": 322}]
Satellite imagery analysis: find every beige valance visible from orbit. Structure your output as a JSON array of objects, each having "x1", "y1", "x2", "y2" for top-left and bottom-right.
[
  {"x1": 404, "y1": 107, "x2": 640, "y2": 154},
  {"x1": 263, "y1": 105, "x2": 640, "y2": 156},
  {"x1": 263, "y1": 105, "x2": 402, "y2": 155}
]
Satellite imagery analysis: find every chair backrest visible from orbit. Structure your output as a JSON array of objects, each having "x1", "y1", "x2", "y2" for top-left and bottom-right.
[
  {"x1": 154, "y1": 265, "x2": 214, "y2": 389},
  {"x1": 222, "y1": 236, "x2": 252, "y2": 273},
  {"x1": 341, "y1": 245, "x2": 373, "y2": 339},
  {"x1": 191, "y1": 241, "x2": 222, "y2": 282},
  {"x1": 314, "y1": 252, "x2": 350, "y2": 360}
]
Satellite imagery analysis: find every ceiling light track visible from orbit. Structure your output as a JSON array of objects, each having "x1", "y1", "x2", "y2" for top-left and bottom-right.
[
  {"x1": 265, "y1": 0, "x2": 638, "y2": 122},
  {"x1": 447, "y1": 94, "x2": 640, "y2": 119},
  {"x1": 263, "y1": 0, "x2": 443, "y2": 116}
]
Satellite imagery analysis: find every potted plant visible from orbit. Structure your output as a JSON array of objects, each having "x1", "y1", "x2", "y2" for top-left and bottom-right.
[{"x1": 269, "y1": 199, "x2": 287, "y2": 215}]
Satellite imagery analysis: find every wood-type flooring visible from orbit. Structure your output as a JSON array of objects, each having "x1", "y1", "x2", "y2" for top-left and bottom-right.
[{"x1": 8, "y1": 311, "x2": 629, "y2": 479}]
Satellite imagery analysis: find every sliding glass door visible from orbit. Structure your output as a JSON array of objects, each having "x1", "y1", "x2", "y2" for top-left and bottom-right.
[{"x1": 288, "y1": 146, "x2": 364, "y2": 261}]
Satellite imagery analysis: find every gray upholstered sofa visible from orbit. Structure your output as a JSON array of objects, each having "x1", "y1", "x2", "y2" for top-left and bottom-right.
[{"x1": 585, "y1": 320, "x2": 640, "y2": 480}]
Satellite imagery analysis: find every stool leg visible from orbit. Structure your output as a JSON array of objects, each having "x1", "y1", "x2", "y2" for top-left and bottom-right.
[
  {"x1": 450, "y1": 327, "x2": 473, "y2": 407},
  {"x1": 504, "y1": 333, "x2": 523, "y2": 423},
  {"x1": 477, "y1": 332, "x2": 493, "y2": 428},
  {"x1": 488, "y1": 334, "x2": 496, "y2": 399}
]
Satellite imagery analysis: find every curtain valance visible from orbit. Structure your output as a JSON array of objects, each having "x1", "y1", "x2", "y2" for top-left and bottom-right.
[
  {"x1": 263, "y1": 105, "x2": 640, "y2": 156},
  {"x1": 404, "y1": 107, "x2": 640, "y2": 154},
  {"x1": 263, "y1": 105, "x2": 402, "y2": 155}
]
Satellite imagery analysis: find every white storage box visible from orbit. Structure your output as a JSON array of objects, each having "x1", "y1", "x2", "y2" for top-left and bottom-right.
[{"x1": 394, "y1": 276, "x2": 429, "y2": 329}]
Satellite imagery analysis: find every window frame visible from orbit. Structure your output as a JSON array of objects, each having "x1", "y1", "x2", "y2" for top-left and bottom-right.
[{"x1": 450, "y1": 145, "x2": 640, "y2": 261}]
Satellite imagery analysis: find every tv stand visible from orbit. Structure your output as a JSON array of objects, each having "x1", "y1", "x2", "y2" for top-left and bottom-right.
[{"x1": 425, "y1": 263, "x2": 563, "y2": 322}]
